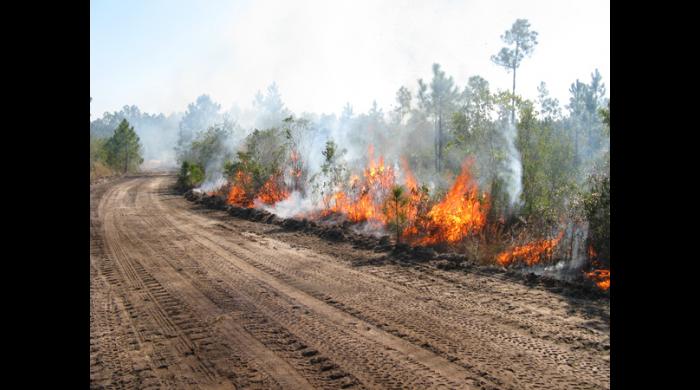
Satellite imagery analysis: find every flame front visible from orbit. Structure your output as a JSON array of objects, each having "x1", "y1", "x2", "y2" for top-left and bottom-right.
[
  {"x1": 417, "y1": 161, "x2": 488, "y2": 245},
  {"x1": 256, "y1": 175, "x2": 289, "y2": 205},
  {"x1": 325, "y1": 145, "x2": 395, "y2": 224},
  {"x1": 496, "y1": 231, "x2": 564, "y2": 267},
  {"x1": 227, "y1": 170, "x2": 253, "y2": 207}
]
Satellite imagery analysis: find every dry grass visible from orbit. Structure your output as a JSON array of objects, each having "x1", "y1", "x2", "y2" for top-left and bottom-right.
[{"x1": 91, "y1": 161, "x2": 116, "y2": 182}]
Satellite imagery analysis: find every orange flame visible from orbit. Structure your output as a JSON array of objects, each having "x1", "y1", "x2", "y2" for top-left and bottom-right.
[
  {"x1": 417, "y1": 161, "x2": 488, "y2": 245},
  {"x1": 585, "y1": 269, "x2": 610, "y2": 291},
  {"x1": 496, "y1": 231, "x2": 564, "y2": 267},
  {"x1": 227, "y1": 171, "x2": 253, "y2": 207},
  {"x1": 290, "y1": 150, "x2": 302, "y2": 178},
  {"x1": 324, "y1": 145, "x2": 395, "y2": 224},
  {"x1": 397, "y1": 157, "x2": 429, "y2": 241},
  {"x1": 401, "y1": 157, "x2": 418, "y2": 191},
  {"x1": 256, "y1": 175, "x2": 289, "y2": 205}
]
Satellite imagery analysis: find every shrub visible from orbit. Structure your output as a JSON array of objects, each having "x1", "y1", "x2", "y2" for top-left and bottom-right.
[{"x1": 177, "y1": 161, "x2": 205, "y2": 190}]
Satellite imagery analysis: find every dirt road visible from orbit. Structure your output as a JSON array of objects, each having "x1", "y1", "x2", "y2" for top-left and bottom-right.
[{"x1": 90, "y1": 175, "x2": 610, "y2": 389}]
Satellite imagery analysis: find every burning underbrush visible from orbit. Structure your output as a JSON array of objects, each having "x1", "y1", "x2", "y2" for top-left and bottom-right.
[
  {"x1": 184, "y1": 143, "x2": 608, "y2": 293},
  {"x1": 322, "y1": 146, "x2": 396, "y2": 226},
  {"x1": 184, "y1": 188, "x2": 608, "y2": 298},
  {"x1": 584, "y1": 247, "x2": 610, "y2": 291},
  {"x1": 496, "y1": 231, "x2": 564, "y2": 267}
]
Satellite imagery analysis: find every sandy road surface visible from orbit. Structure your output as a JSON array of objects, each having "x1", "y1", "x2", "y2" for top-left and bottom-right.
[{"x1": 90, "y1": 175, "x2": 610, "y2": 389}]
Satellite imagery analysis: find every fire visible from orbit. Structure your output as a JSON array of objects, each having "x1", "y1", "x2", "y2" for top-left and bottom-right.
[
  {"x1": 227, "y1": 171, "x2": 253, "y2": 207},
  {"x1": 585, "y1": 269, "x2": 610, "y2": 291},
  {"x1": 398, "y1": 158, "x2": 429, "y2": 241},
  {"x1": 227, "y1": 171, "x2": 289, "y2": 207},
  {"x1": 496, "y1": 231, "x2": 564, "y2": 267},
  {"x1": 400, "y1": 157, "x2": 418, "y2": 191},
  {"x1": 290, "y1": 150, "x2": 303, "y2": 178},
  {"x1": 256, "y1": 175, "x2": 289, "y2": 205},
  {"x1": 585, "y1": 244, "x2": 610, "y2": 290},
  {"x1": 365, "y1": 145, "x2": 395, "y2": 190},
  {"x1": 326, "y1": 190, "x2": 381, "y2": 223},
  {"x1": 324, "y1": 145, "x2": 395, "y2": 224},
  {"x1": 224, "y1": 147, "x2": 490, "y2": 250},
  {"x1": 417, "y1": 161, "x2": 488, "y2": 245}
]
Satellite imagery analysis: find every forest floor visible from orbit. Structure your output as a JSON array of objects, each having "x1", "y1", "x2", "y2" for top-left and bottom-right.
[{"x1": 90, "y1": 174, "x2": 609, "y2": 389}]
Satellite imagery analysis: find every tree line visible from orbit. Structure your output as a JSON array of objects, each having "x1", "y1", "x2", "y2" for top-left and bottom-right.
[{"x1": 90, "y1": 100, "x2": 144, "y2": 181}]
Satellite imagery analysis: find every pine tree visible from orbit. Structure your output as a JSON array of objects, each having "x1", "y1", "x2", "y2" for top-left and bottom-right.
[
  {"x1": 492, "y1": 19, "x2": 538, "y2": 124},
  {"x1": 105, "y1": 119, "x2": 143, "y2": 174}
]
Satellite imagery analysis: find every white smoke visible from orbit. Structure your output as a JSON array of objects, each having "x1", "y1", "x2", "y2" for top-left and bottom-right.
[
  {"x1": 526, "y1": 221, "x2": 590, "y2": 280},
  {"x1": 257, "y1": 191, "x2": 319, "y2": 219},
  {"x1": 197, "y1": 174, "x2": 227, "y2": 193},
  {"x1": 196, "y1": 152, "x2": 229, "y2": 193},
  {"x1": 350, "y1": 221, "x2": 388, "y2": 237},
  {"x1": 502, "y1": 122, "x2": 523, "y2": 206}
]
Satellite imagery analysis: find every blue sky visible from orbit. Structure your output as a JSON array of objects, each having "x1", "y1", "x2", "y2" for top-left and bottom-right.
[
  {"x1": 91, "y1": 0, "x2": 609, "y2": 117},
  {"x1": 90, "y1": 0, "x2": 242, "y2": 113}
]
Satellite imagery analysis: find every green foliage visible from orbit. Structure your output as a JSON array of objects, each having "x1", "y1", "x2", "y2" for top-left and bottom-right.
[
  {"x1": 582, "y1": 166, "x2": 610, "y2": 261},
  {"x1": 90, "y1": 135, "x2": 116, "y2": 180},
  {"x1": 517, "y1": 100, "x2": 576, "y2": 224},
  {"x1": 225, "y1": 128, "x2": 287, "y2": 193},
  {"x1": 392, "y1": 86, "x2": 412, "y2": 124},
  {"x1": 599, "y1": 101, "x2": 610, "y2": 136},
  {"x1": 186, "y1": 124, "x2": 233, "y2": 168},
  {"x1": 311, "y1": 140, "x2": 348, "y2": 208},
  {"x1": 492, "y1": 19, "x2": 538, "y2": 123},
  {"x1": 567, "y1": 69, "x2": 608, "y2": 168},
  {"x1": 581, "y1": 104, "x2": 611, "y2": 262},
  {"x1": 283, "y1": 116, "x2": 316, "y2": 193},
  {"x1": 177, "y1": 161, "x2": 205, "y2": 190},
  {"x1": 90, "y1": 105, "x2": 142, "y2": 139},
  {"x1": 487, "y1": 176, "x2": 510, "y2": 222},
  {"x1": 104, "y1": 119, "x2": 143, "y2": 174},
  {"x1": 253, "y1": 83, "x2": 291, "y2": 129},
  {"x1": 417, "y1": 63, "x2": 460, "y2": 172},
  {"x1": 537, "y1": 82, "x2": 561, "y2": 121},
  {"x1": 176, "y1": 95, "x2": 222, "y2": 160},
  {"x1": 491, "y1": 19, "x2": 539, "y2": 71},
  {"x1": 449, "y1": 76, "x2": 494, "y2": 150},
  {"x1": 384, "y1": 185, "x2": 409, "y2": 244},
  {"x1": 90, "y1": 136, "x2": 107, "y2": 168}
]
